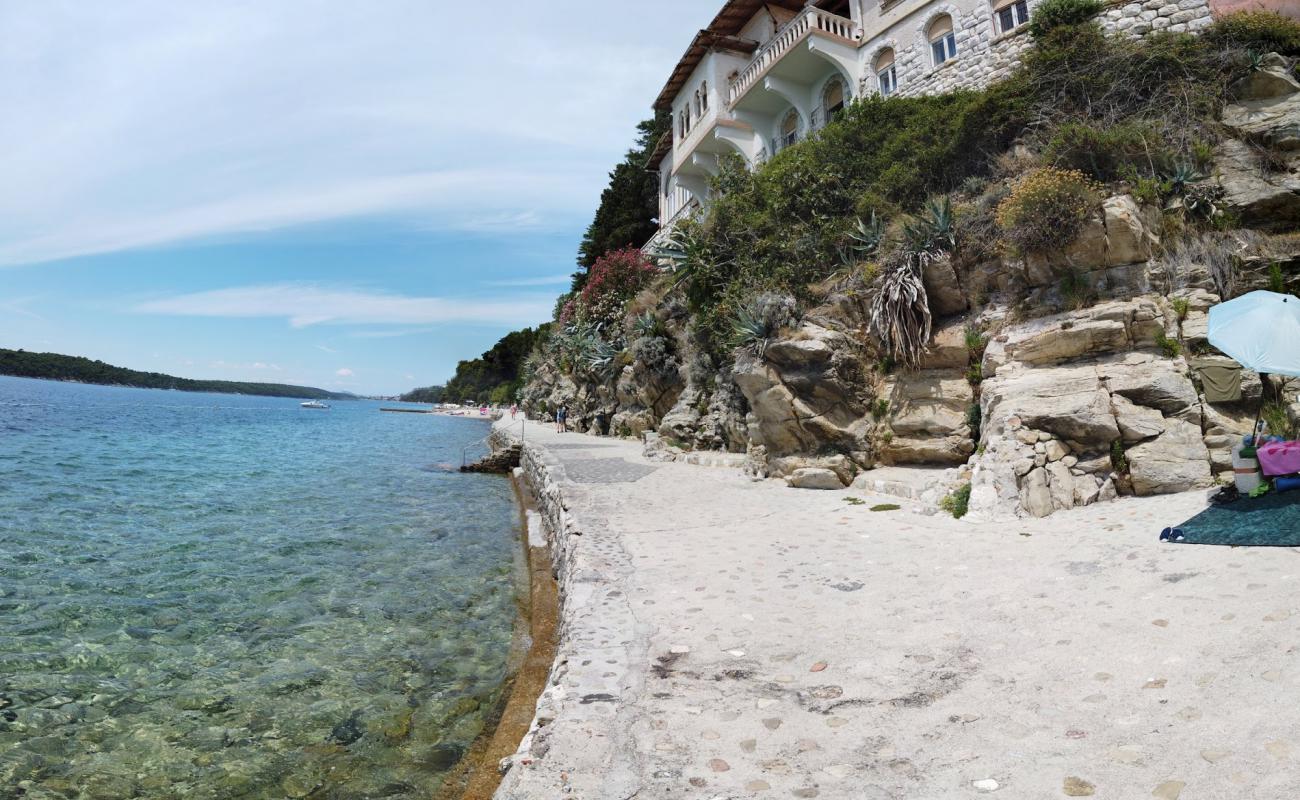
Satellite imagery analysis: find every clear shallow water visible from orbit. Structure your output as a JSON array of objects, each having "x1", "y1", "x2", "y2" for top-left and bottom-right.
[{"x1": 0, "y1": 377, "x2": 520, "y2": 799}]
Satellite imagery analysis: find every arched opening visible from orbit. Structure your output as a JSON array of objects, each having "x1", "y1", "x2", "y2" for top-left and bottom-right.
[
  {"x1": 778, "y1": 109, "x2": 800, "y2": 152},
  {"x1": 700, "y1": 81, "x2": 709, "y2": 112},
  {"x1": 929, "y1": 15, "x2": 957, "y2": 66},
  {"x1": 994, "y1": 0, "x2": 1030, "y2": 34},
  {"x1": 822, "y1": 77, "x2": 847, "y2": 123},
  {"x1": 875, "y1": 49, "x2": 897, "y2": 97}
]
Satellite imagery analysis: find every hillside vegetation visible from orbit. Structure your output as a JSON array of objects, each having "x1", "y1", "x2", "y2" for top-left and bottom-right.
[{"x1": 0, "y1": 349, "x2": 346, "y2": 399}]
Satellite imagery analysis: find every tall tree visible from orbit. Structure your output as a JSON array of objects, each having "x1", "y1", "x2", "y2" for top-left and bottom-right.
[{"x1": 573, "y1": 111, "x2": 670, "y2": 292}]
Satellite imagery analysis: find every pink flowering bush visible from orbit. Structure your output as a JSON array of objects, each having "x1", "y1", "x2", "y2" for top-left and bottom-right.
[{"x1": 575, "y1": 248, "x2": 658, "y2": 328}]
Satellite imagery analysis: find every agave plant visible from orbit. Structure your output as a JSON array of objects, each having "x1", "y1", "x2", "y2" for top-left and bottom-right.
[
  {"x1": 731, "y1": 293, "x2": 797, "y2": 359},
  {"x1": 632, "y1": 310, "x2": 664, "y2": 339},
  {"x1": 902, "y1": 197, "x2": 955, "y2": 255},
  {"x1": 1164, "y1": 161, "x2": 1206, "y2": 196},
  {"x1": 843, "y1": 211, "x2": 885, "y2": 263},
  {"x1": 868, "y1": 254, "x2": 934, "y2": 369}
]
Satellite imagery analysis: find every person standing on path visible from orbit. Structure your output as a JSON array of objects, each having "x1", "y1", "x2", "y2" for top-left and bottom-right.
[{"x1": 557, "y1": 404, "x2": 569, "y2": 433}]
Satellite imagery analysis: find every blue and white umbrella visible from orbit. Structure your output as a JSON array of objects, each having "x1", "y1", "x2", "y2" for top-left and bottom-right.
[{"x1": 1208, "y1": 290, "x2": 1300, "y2": 378}]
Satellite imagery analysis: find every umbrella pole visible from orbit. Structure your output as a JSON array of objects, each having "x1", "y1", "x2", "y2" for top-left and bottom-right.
[{"x1": 1253, "y1": 372, "x2": 1270, "y2": 442}]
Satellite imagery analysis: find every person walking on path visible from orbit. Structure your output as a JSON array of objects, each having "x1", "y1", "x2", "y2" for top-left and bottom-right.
[{"x1": 557, "y1": 404, "x2": 569, "y2": 433}]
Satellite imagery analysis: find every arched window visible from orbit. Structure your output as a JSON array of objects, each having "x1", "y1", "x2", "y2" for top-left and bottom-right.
[
  {"x1": 822, "y1": 78, "x2": 846, "y2": 122},
  {"x1": 929, "y1": 15, "x2": 957, "y2": 66},
  {"x1": 875, "y1": 49, "x2": 897, "y2": 97},
  {"x1": 700, "y1": 81, "x2": 709, "y2": 112},
  {"x1": 994, "y1": 0, "x2": 1030, "y2": 33},
  {"x1": 693, "y1": 89, "x2": 702, "y2": 117},
  {"x1": 778, "y1": 109, "x2": 800, "y2": 151}
]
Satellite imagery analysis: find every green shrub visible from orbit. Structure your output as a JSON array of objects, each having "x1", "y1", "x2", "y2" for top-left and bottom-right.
[
  {"x1": 940, "y1": 483, "x2": 972, "y2": 519},
  {"x1": 997, "y1": 167, "x2": 1098, "y2": 255},
  {"x1": 963, "y1": 325, "x2": 988, "y2": 358},
  {"x1": 1111, "y1": 440, "x2": 1129, "y2": 474},
  {"x1": 1270, "y1": 262, "x2": 1286, "y2": 293},
  {"x1": 1262, "y1": 401, "x2": 1298, "y2": 439},
  {"x1": 1154, "y1": 329, "x2": 1182, "y2": 358},
  {"x1": 1060, "y1": 268, "x2": 1095, "y2": 310},
  {"x1": 966, "y1": 403, "x2": 983, "y2": 442},
  {"x1": 872, "y1": 397, "x2": 890, "y2": 421},
  {"x1": 1171, "y1": 297, "x2": 1189, "y2": 321},
  {"x1": 1029, "y1": 0, "x2": 1103, "y2": 39},
  {"x1": 1204, "y1": 11, "x2": 1300, "y2": 57},
  {"x1": 1044, "y1": 120, "x2": 1173, "y2": 182}
]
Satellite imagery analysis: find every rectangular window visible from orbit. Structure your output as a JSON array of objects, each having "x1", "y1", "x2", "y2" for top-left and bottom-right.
[
  {"x1": 931, "y1": 33, "x2": 956, "y2": 65},
  {"x1": 878, "y1": 65, "x2": 897, "y2": 97},
  {"x1": 997, "y1": 0, "x2": 1029, "y2": 33}
]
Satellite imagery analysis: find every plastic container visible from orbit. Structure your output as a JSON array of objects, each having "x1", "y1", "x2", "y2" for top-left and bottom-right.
[
  {"x1": 1232, "y1": 443, "x2": 1263, "y2": 494},
  {"x1": 1277, "y1": 476, "x2": 1300, "y2": 493}
]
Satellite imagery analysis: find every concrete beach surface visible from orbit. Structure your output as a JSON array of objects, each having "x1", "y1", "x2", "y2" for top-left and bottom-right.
[{"x1": 492, "y1": 418, "x2": 1300, "y2": 799}]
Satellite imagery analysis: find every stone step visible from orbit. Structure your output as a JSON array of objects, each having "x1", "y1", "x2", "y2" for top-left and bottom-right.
[{"x1": 849, "y1": 465, "x2": 956, "y2": 503}]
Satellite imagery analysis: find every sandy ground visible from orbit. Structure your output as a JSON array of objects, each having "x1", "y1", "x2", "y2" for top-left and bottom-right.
[{"x1": 497, "y1": 420, "x2": 1300, "y2": 800}]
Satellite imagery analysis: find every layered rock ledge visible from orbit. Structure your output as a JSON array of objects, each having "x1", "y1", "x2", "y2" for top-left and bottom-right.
[{"x1": 488, "y1": 419, "x2": 1300, "y2": 799}]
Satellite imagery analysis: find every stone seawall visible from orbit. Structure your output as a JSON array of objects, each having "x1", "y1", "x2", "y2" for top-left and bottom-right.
[{"x1": 485, "y1": 424, "x2": 647, "y2": 799}]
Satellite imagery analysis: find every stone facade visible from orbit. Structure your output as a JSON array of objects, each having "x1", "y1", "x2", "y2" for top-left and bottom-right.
[{"x1": 879, "y1": 0, "x2": 1214, "y2": 99}]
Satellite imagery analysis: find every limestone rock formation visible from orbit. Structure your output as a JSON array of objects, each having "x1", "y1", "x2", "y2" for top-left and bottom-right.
[{"x1": 1216, "y1": 54, "x2": 1300, "y2": 230}]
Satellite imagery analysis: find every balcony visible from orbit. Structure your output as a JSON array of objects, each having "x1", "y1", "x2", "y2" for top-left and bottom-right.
[{"x1": 727, "y1": 7, "x2": 858, "y2": 106}]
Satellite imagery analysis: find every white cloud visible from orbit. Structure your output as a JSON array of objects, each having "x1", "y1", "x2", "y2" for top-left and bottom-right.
[
  {"x1": 336, "y1": 368, "x2": 354, "y2": 377},
  {"x1": 135, "y1": 282, "x2": 555, "y2": 328},
  {"x1": 0, "y1": 0, "x2": 709, "y2": 267},
  {"x1": 315, "y1": 344, "x2": 338, "y2": 353}
]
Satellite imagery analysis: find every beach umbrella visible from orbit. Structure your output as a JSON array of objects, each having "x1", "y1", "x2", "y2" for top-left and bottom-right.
[
  {"x1": 1209, "y1": 291, "x2": 1300, "y2": 377},
  {"x1": 1208, "y1": 290, "x2": 1300, "y2": 438}
]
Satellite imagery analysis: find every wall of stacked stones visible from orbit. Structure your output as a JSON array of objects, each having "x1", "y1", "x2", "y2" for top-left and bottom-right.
[{"x1": 866, "y1": 0, "x2": 1214, "y2": 100}]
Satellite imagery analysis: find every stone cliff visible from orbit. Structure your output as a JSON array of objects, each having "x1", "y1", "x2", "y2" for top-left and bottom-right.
[{"x1": 521, "y1": 52, "x2": 1300, "y2": 518}]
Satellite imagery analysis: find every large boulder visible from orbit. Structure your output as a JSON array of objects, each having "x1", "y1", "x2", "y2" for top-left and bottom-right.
[
  {"x1": 1221, "y1": 55, "x2": 1300, "y2": 151},
  {"x1": 1102, "y1": 353, "x2": 1200, "y2": 418},
  {"x1": 921, "y1": 255, "x2": 968, "y2": 317},
  {"x1": 1111, "y1": 394, "x2": 1166, "y2": 443},
  {"x1": 1228, "y1": 54, "x2": 1300, "y2": 105},
  {"x1": 883, "y1": 370, "x2": 975, "y2": 466},
  {"x1": 1214, "y1": 139, "x2": 1300, "y2": 231},
  {"x1": 1126, "y1": 419, "x2": 1213, "y2": 496},
  {"x1": 1102, "y1": 194, "x2": 1159, "y2": 266},
  {"x1": 984, "y1": 365, "x2": 1120, "y2": 447},
  {"x1": 786, "y1": 467, "x2": 846, "y2": 490}
]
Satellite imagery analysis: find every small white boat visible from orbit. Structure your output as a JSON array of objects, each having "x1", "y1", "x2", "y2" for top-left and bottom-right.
[{"x1": 300, "y1": 400, "x2": 330, "y2": 409}]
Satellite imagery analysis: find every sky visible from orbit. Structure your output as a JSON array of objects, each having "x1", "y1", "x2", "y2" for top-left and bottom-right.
[{"x1": 0, "y1": 0, "x2": 711, "y2": 395}]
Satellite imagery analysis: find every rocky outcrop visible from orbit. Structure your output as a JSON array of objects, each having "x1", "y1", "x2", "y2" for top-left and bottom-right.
[
  {"x1": 1217, "y1": 53, "x2": 1300, "y2": 230},
  {"x1": 967, "y1": 293, "x2": 1261, "y2": 518}
]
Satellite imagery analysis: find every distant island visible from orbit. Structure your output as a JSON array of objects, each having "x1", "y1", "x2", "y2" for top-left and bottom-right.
[{"x1": 0, "y1": 348, "x2": 349, "y2": 400}]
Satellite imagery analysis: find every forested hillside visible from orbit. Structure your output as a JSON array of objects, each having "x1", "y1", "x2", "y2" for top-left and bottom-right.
[{"x1": 0, "y1": 349, "x2": 346, "y2": 399}]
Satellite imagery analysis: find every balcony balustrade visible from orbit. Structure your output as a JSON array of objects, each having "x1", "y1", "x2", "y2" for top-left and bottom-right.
[{"x1": 727, "y1": 7, "x2": 858, "y2": 106}]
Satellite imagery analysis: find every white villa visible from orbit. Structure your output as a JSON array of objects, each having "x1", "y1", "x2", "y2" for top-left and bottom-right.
[{"x1": 645, "y1": 0, "x2": 1215, "y2": 248}]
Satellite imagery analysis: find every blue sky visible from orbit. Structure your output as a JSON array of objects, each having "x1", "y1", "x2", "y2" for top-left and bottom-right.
[{"x1": 0, "y1": 0, "x2": 710, "y2": 395}]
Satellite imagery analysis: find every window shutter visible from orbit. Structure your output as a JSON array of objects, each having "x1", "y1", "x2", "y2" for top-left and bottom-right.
[
  {"x1": 875, "y1": 48, "x2": 895, "y2": 72},
  {"x1": 928, "y1": 15, "x2": 954, "y2": 41}
]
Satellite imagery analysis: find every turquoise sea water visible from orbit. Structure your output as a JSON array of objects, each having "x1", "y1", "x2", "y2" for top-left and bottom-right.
[{"x1": 0, "y1": 376, "x2": 521, "y2": 799}]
